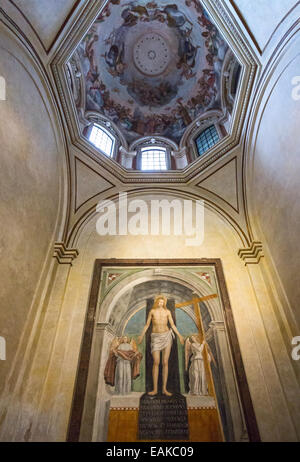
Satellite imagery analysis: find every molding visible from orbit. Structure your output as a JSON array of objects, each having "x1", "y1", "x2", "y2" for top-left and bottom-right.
[
  {"x1": 209, "y1": 321, "x2": 226, "y2": 331},
  {"x1": 119, "y1": 146, "x2": 136, "y2": 158},
  {"x1": 67, "y1": 187, "x2": 251, "y2": 250},
  {"x1": 228, "y1": 0, "x2": 262, "y2": 55},
  {"x1": 242, "y1": 19, "x2": 300, "y2": 242},
  {"x1": 130, "y1": 136, "x2": 178, "y2": 152},
  {"x1": 229, "y1": 0, "x2": 300, "y2": 57},
  {"x1": 53, "y1": 242, "x2": 79, "y2": 265},
  {"x1": 188, "y1": 406, "x2": 216, "y2": 410},
  {"x1": 96, "y1": 322, "x2": 116, "y2": 336},
  {"x1": 110, "y1": 407, "x2": 139, "y2": 411},
  {"x1": 111, "y1": 405, "x2": 216, "y2": 410},
  {"x1": 238, "y1": 242, "x2": 264, "y2": 265},
  {"x1": 8, "y1": 0, "x2": 82, "y2": 54},
  {"x1": 172, "y1": 147, "x2": 187, "y2": 159}
]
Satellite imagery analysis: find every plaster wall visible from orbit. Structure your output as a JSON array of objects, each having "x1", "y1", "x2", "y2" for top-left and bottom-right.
[
  {"x1": 4, "y1": 200, "x2": 297, "y2": 442},
  {"x1": 0, "y1": 29, "x2": 65, "y2": 397}
]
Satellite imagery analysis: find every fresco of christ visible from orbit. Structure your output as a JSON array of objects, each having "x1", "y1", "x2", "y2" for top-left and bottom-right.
[{"x1": 137, "y1": 295, "x2": 184, "y2": 396}]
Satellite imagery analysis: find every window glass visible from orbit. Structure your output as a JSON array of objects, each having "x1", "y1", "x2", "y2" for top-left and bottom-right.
[
  {"x1": 141, "y1": 147, "x2": 168, "y2": 171},
  {"x1": 195, "y1": 125, "x2": 219, "y2": 156},
  {"x1": 89, "y1": 124, "x2": 115, "y2": 157}
]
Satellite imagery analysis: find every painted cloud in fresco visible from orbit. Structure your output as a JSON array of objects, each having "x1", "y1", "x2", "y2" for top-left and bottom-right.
[{"x1": 72, "y1": 0, "x2": 229, "y2": 144}]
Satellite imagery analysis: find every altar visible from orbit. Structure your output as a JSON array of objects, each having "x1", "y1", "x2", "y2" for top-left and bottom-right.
[{"x1": 106, "y1": 393, "x2": 223, "y2": 442}]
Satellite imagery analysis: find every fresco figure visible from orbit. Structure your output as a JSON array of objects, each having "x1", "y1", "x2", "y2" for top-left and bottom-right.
[
  {"x1": 72, "y1": 0, "x2": 233, "y2": 145},
  {"x1": 164, "y1": 4, "x2": 191, "y2": 28},
  {"x1": 137, "y1": 295, "x2": 184, "y2": 396},
  {"x1": 104, "y1": 43, "x2": 126, "y2": 77},
  {"x1": 185, "y1": 335, "x2": 212, "y2": 396},
  {"x1": 104, "y1": 336, "x2": 142, "y2": 395}
]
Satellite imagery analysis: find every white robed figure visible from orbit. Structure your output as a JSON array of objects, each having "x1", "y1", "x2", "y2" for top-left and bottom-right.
[
  {"x1": 115, "y1": 336, "x2": 133, "y2": 395},
  {"x1": 104, "y1": 336, "x2": 142, "y2": 394},
  {"x1": 185, "y1": 335, "x2": 213, "y2": 396}
]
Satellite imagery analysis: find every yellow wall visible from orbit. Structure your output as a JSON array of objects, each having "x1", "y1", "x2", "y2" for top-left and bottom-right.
[{"x1": 0, "y1": 28, "x2": 66, "y2": 396}]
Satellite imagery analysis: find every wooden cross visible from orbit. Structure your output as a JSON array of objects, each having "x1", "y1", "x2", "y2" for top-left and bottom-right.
[
  {"x1": 175, "y1": 293, "x2": 218, "y2": 397},
  {"x1": 175, "y1": 294, "x2": 218, "y2": 309}
]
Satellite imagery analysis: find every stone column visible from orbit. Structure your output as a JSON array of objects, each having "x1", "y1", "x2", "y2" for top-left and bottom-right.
[
  {"x1": 119, "y1": 146, "x2": 136, "y2": 169},
  {"x1": 0, "y1": 243, "x2": 79, "y2": 442},
  {"x1": 171, "y1": 147, "x2": 188, "y2": 169},
  {"x1": 91, "y1": 323, "x2": 116, "y2": 442},
  {"x1": 209, "y1": 321, "x2": 247, "y2": 441},
  {"x1": 15, "y1": 243, "x2": 79, "y2": 442}
]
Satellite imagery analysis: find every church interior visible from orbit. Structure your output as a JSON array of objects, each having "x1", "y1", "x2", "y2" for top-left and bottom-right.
[{"x1": 0, "y1": 0, "x2": 300, "y2": 442}]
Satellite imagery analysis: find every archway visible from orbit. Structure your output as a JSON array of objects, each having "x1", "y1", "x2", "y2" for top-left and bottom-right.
[{"x1": 68, "y1": 260, "x2": 258, "y2": 442}]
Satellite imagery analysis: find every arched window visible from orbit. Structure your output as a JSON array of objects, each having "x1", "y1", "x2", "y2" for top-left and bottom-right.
[
  {"x1": 89, "y1": 123, "x2": 115, "y2": 158},
  {"x1": 195, "y1": 125, "x2": 220, "y2": 157},
  {"x1": 140, "y1": 146, "x2": 168, "y2": 171}
]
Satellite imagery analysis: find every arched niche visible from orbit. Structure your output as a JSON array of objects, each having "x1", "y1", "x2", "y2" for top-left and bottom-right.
[
  {"x1": 97, "y1": 268, "x2": 222, "y2": 327},
  {"x1": 68, "y1": 260, "x2": 257, "y2": 443}
]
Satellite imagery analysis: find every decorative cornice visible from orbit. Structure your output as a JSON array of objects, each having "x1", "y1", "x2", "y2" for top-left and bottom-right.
[
  {"x1": 238, "y1": 242, "x2": 264, "y2": 265},
  {"x1": 53, "y1": 242, "x2": 79, "y2": 265},
  {"x1": 171, "y1": 147, "x2": 187, "y2": 159},
  {"x1": 209, "y1": 321, "x2": 225, "y2": 331},
  {"x1": 96, "y1": 322, "x2": 116, "y2": 336},
  {"x1": 188, "y1": 406, "x2": 216, "y2": 410},
  {"x1": 119, "y1": 146, "x2": 136, "y2": 158},
  {"x1": 110, "y1": 407, "x2": 139, "y2": 411}
]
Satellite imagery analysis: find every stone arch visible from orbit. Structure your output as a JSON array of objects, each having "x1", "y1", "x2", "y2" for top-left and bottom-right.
[
  {"x1": 98, "y1": 268, "x2": 222, "y2": 332},
  {"x1": 69, "y1": 188, "x2": 250, "y2": 251}
]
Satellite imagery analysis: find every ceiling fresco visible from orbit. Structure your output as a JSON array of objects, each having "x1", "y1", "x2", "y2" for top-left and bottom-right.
[{"x1": 71, "y1": 0, "x2": 231, "y2": 145}]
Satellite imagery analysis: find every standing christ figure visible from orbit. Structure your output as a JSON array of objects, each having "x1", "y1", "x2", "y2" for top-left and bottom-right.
[{"x1": 137, "y1": 296, "x2": 184, "y2": 396}]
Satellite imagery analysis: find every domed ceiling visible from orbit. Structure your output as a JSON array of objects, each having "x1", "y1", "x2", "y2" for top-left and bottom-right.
[{"x1": 70, "y1": 0, "x2": 231, "y2": 145}]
